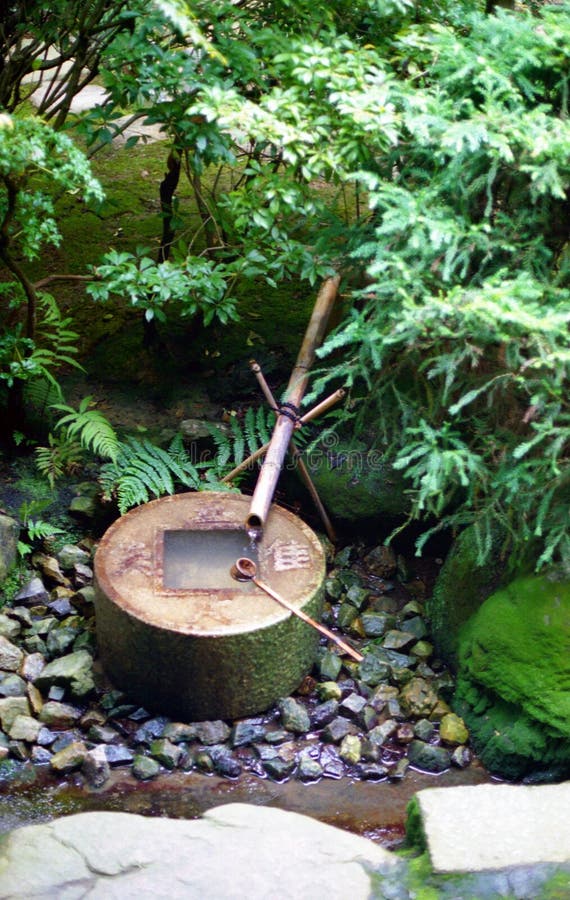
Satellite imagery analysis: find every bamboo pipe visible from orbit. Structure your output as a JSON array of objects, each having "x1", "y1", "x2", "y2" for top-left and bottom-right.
[
  {"x1": 231, "y1": 557, "x2": 363, "y2": 662},
  {"x1": 249, "y1": 359, "x2": 337, "y2": 543},
  {"x1": 220, "y1": 387, "x2": 346, "y2": 484},
  {"x1": 245, "y1": 275, "x2": 340, "y2": 537}
]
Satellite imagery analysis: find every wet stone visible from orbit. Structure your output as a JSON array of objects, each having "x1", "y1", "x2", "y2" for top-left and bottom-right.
[
  {"x1": 339, "y1": 734, "x2": 362, "y2": 765},
  {"x1": 360, "y1": 613, "x2": 395, "y2": 638},
  {"x1": 73, "y1": 563, "x2": 93, "y2": 587},
  {"x1": 383, "y1": 630, "x2": 416, "y2": 651},
  {"x1": 20, "y1": 652, "x2": 45, "y2": 682},
  {"x1": 413, "y1": 718, "x2": 436, "y2": 742},
  {"x1": 390, "y1": 758, "x2": 410, "y2": 780},
  {"x1": 34, "y1": 650, "x2": 95, "y2": 699},
  {"x1": 70, "y1": 587, "x2": 95, "y2": 616},
  {"x1": 316, "y1": 681, "x2": 342, "y2": 702},
  {"x1": 23, "y1": 636, "x2": 47, "y2": 656},
  {"x1": 368, "y1": 719, "x2": 398, "y2": 747},
  {"x1": 339, "y1": 692, "x2": 367, "y2": 721},
  {"x1": 359, "y1": 705, "x2": 377, "y2": 731},
  {"x1": 162, "y1": 722, "x2": 199, "y2": 744},
  {"x1": 361, "y1": 739, "x2": 381, "y2": 763},
  {"x1": 310, "y1": 700, "x2": 339, "y2": 730},
  {"x1": 439, "y1": 713, "x2": 469, "y2": 746},
  {"x1": 134, "y1": 717, "x2": 168, "y2": 744},
  {"x1": 208, "y1": 745, "x2": 241, "y2": 778},
  {"x1": 322, "y1": 716, "x2": 351, "y2": 743},
  {"x1": 36, "y1": 726, "x2": 57, "y2": 747},
  {"x1": 407, "y1": 740, "x2": 451, "y2": 774},
  {"x1": 8, "y1": 740, "x2": 28, "y2": 761},
  {"x1": 337, "y1": 603, "x2": 358, "y2": 629},
  {"x1": 57, "y1": 544, "x2": 91, "y2": 571},
  {"x1": 411, "y1": 640, "x2": 433, "y2": 660},
  {"x1": 5, "y1": 608, "x2": 33, "y2": 628},
  {"x1": 297, "y1": 750, "x2": 323, "y2": 781},
  {"x1": 31, "y1": 746, "x2": 52, "y2": 764},
  {"x1": 319, "y1": 745, "x2": 344, "y2": 779},
  {"x1": 278, "y1": 697, "x2": 310, "y2": 734},
  {"x1": 358, "y1": 654, "x2": 390, "y2": 687},
  {"x1": 88, "y1": 724, "x2": 120, "y2": 744},
  {"x1": 48, "y1": 686, "x2": 66, "y2": 702},
  {"x1": 264, "y1": 729, "x2": 289, "y2": 744},
  {"x1": 318, "y1": 651, "x2": 342, "y2": 681},
  {"x1": 52, "y1": 732, "x2": 79, "y2": 753},
  {"x1": 345, "y1": 584, "x2": 369, "y2": 610},
  {"x1": 387, "y1": 698, "x2": 403, "y2": 719},
  {"x1": 451, "y1": 745, "x2": 473, "y2": 768},
  {"x1": 401, "y1": 615, "x2": 428, "y2": 640},
  {"x1": 194, "y1": 750, "x2": 214, "y2": 773},
  {"x1": 396, "y1": 723, "x2": 415, "y2": 744},
  {"x1": 0, "y1": 697, "x2": 30, "y2": 731},
  {"x1": 0, "y1": 674, "x2": 26, "y2": 697},
  {"x1": 132, "y1": 754, "x2": 160, "y2": 780},
  {"x1": 363, "y1": 545, "x2": 397, "y2": 578},
  {"x1": 50, "y1": 740, "x2": 88, "y2": 773},
  {"x1": 195, "y1": 720, "x2": 231, "y2": 745},
  {"x1": 399, "y1": 677, "x2": 439, "y2": 718},
  {"x1": 104, "y1": 744, "x2": 134, "y2": 767},
  {"x1": 355, "y1": 762, "x2": 389, "y2": 781},
  {"x1": 150, "y1": 738, "x2": 183, "y2": 770},
  {"x1": 82, "y1": 745, "x2": 111, "y2": 788},
  {"x1": 26, "y1": 684, "x2": 43, "y2": 717},
  {"x1": 263, "y1": 755, "x2": 296, "y2": 780},
  {"x1": 40, "y1": 700, "x2": 82, "y2": 727},
  {"x1": 230, "y1": 721, "x2": 266, "y2": 748}
]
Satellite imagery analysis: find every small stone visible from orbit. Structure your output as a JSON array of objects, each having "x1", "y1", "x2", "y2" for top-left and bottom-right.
[
  {"x1": 36, "y1": 726, "x2": 57, "y2": 746},
  {"x1": 322, "y1": 716, "x2": 351, "y2": 743},
  {"x1": 414, "y1": 718, "x2": 435, "y2": 742},
  {"x1": 345, "y1": 585, "x2": 369, "y2": 610},
  {"x1": 230, "y1": 721, "x2": 266, "y2": 748},
  {"x1": 208, "y1": 745, "x2": 241, "y2": 778},
  {"x1": 133, "y1": 716, "x2": 168, "y2": 744},
  {"x1": 57, "y1": 545, "x2": 91, "y2": 570},
  {"x1": 439, "y1": 713, "x2": 469, "y2": 746},
  {"x1": 20, "y1": 652, "x2": 46, "y2": 682},
  {"x1": 319, "y1": 744, "x2": 344, "y2": 779},
  {"x1": 399, "y1": 677, "x2": 439, "y2": 718},
  {"x1": 0, "y1": 614, "x2": 21, "y2": 640},
  {"x1": 70, "y1": 587, "x2": 96, "y2": 615},
  {"x1": 262, "y1": 755, "x2": 295, "y2": 780},
  {"x1": 52, "y1": 732, "x2": 78, "y2": 753},
  {"x1": 34, "y1": 650, "x2": 95, "y2": 698},
  {"x1": 0, "y1": 636, "x2": 24, "y2": 672},
  {"x1": 361, "y1": 739, "x2": 381, "y2": 762},
  {"x1": 310, "y1": 700, "x2": 339, "y2": 730},
  {"x1": 47, "y1": 598, "x2": 75, "y2": 619},
  {"x1": 389, "y1": 757, "x2": 410, "y2": 780},
  {"x1": 82, "y1": 745, "x2": 111, "y2": 788},
  {"x1": 407, "y1": 739, "x2": 451, "y2": 773},
  {"x1": 149, "y1": 738, "x2": 183, "y2": 770},
  {"x1": 162, "y1": 722, "x2": 199, "y2": 744},
  {"x1": 401, "y1": 600, "x2": 423, "y2": 617},
  {"x1": 339, "y1": 692, "x2": 367, "y2": 721},
  {"x1": 31, "y1": 746, "x2": 52, "y2": 764},
  {"x1": 359, "y1": 705, "x2": 377, "y2": 731},
  {"x1": 6, "y1": 607, "x2": 33, "y2": 627},
  {"x1": 316, "y1": 681, "x2": 342, "y2": 702},
  {"x1": 278, "y1": 698, "x2": 310, "y2": 734},
  {"x1": 363, "y1": 545, "x2": 397, "y2": 578},
  {"x1": 132, "y1": 754, "x2": 160, "y2": 780},
  {"x1": 69, "y1": 495, "x2": 97, "y2": 519},
  {"x1": 8, "y1": 714, "x2": 42, "y2": 742},
  {"x1": 383, "y1": 630, "x2": 416, "y2": 651},
  {"x1": 336, "y1": 603, "x2": 358, "y2": 629},
  {"x1": 48, "y1": 685, "x2": 66, "y2": 702},
  {"x1": 396, "y1": 723, "x2": 415, "y2": 744},
  {"x1": 0, "y1": 697, "x2": 30, "y2": 731},
  {"x1": 14, "y1": 577, "x2": 49, "y2": 606},
  {"x1": 318, "y1": 651, "x2": 342, "y2": 681},
  {"x1": 23, "y1": 635, "x2": 47, "y2": 655},
  {"x1": 339, "y1": 734, "x2": 362, "y2": 765},
  {"x1": 370, "y1": 684, "x2": 399, "y2": 709},
  {"x1": 0, "y1": 674, "x2": 26, "y2": 697},
  {"x1": 79, "y1": 709, "x2": 107, "y2": 729},
  {"x1": 104, "y1": 745, "x2": 134, "y2": 767},
  {"x1": 429, "y1": 699, "x2": 452, "y2": 721},
  {"x1": 46, "y1": 628, "x2": 79, "y2": 658},
  {"x1": 411, "y1": 640, "x2": 433, "y2": 660},
  {"x1": 355, "y1": 762, "x2": 389, "y2": 781},
  {"x1": 264, "y1": 730, "x2": 289, "y2": 744},
  {"x1": 32, "y1": 553, "x2": 71, "y2": 587},
  {"x1": 28, "y1": 616, "x2": 57, "y2": 637},
  {"x1": 368, "y1": 719, "x2": 398, "y2": 747},
  {"x1": 73, "y1": 563, "x2": 93, "y2": 587},
  {"x1": 50, "y1": 740, "x2": 88, "y2": 773},
  {"x1": 451, "y1": 745, "x2": 473, "y2": 768},
  {"x1": 195, "y1": 720, "x2": 231, "y2": 745},
  {"x1": 194, "y1": 750, "x2": 214, "y2": 773},
  {"x1": 88, "y1": 724, "x2": 120, "y2": 744},
  {"x1": 8, "y1": 740, "x2": 28, "y2": 761},
  {"x1": 297, "y1": 751, "x2": 323, "y2": 781},
  {"x1": 360, "y1": 613, "x2": 395, "y2": 638},
  {"x1": 401, "y1": 615, "x2": 428, "y2": 639},
  {"x1": 358, "y1": 654, "x2": 390, "y2": 687},
  {"x1": 387, "y1": 698, "x2": 403, "y2": 719},
  {"x1": 39, "y1": 701, "x2": 82, "y2": 727}
]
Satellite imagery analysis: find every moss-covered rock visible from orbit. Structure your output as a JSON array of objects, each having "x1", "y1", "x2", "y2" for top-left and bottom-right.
[
  {"x1": 306, "y1": 436, "x2": 409, "y2": 522},
  {"x1": 427, "y1": 523, "x2": 522, "y2": 669},
  {"x1": 453, "y1": 573, "x2": 570, "y2": 780}
]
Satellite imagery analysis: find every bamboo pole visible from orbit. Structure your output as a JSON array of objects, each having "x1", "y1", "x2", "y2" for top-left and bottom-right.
[
  {"x1": 249, "y1": 359, "x2": 337, "y2": 543},
  {"x1": 245, "y1": 275, "x2": 340, "y2": 537},
  {"x1": 220, "y1": 387, "x2": 345, "y2": 485},
  {"x1": 232, "y1": 557, "x2": 363, "y2": 662}
]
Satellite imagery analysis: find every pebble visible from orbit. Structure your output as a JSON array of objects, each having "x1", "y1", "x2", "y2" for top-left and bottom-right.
[{"x1": 0, "y1": 539, "x2": 475, "y2": 791}]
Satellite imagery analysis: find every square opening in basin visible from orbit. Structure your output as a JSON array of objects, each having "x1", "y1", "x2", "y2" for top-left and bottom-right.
[{"x1": 162, "y1": 528, "x2": 259, "y2": 590}]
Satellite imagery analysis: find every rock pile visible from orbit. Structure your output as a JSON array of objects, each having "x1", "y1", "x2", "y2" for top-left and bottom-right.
[{"x1": 0, "y1": 538, "x2": 472, "y2": 789}]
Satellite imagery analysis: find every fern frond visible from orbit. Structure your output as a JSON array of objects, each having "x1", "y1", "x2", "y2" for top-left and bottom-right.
[{"x1": 51, "y1": 398, "x2": 120, "y2": 462}]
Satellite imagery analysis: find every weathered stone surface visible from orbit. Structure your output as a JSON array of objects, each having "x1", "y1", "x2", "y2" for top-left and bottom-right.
[
  {"x1": 0, "y1": 805, "x2": 396, "y2": 898},
  {"x1": 0, "y1": 674, "x2": 26, "y2": 697},
  {"x1": 439, "y1": 713, "x2": 469, "y2": 746},
  {"x1": 8, "y1": 714, "x2": 42, "y2": 742},
  {"x1": 408, "y1": 783, "x2": 570, "y2": 874},
  {"x1": 132, "y1": 754, "x2": 160, "y2": 780},
  {"x1": 0, "y1": 696, "x2": 30, "y2": 731},
  {"x1": 339, "y1": 734, "x2": 361, "y2": 765},
  {"x1": 39, "y1": 700, "x2": 82, "y2": 727},
  {"x1": 0, "y1": 614, "x2": 21, "y2": 641},
  {"x1": 13, "y1": 576, "x2": 49, "y2": 606},
  {"x1": 50, "y1": 740, "x2": 88, "y2": 773},
  {"x1": 399, "y1": 677, "x2": 439, "y2": 718},
  {"x1": 34, "y1": 649, "x2": 95, "y2": 698},
  {"x1": 407, "y1": 740, "x2": 450, "y2": 774},
  {"x1": 0, "y1": 635, "x2": 24, "y2": 672},
  {"x1": 57, "y1": 544, "x2": 91, "y2": 570},
  {"x1": 82, "y1": 745, "x2": 111, "y2": 788},
  {"x1": 278, "y1": 697, "x2": 310, "y2": 734}
]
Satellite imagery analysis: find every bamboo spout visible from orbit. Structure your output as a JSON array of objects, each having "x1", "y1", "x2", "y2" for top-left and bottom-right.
[{"x1": 245, "y1": 275, "x2": 340, "y2": 538}]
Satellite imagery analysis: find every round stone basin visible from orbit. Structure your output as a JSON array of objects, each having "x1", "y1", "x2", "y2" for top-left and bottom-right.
[{"x1": 93, "y1": 492, "x2": 325, "y2": 721}]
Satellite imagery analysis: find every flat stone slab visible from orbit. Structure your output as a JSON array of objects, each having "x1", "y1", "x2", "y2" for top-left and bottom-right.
[
  {"x1": 0, "y1": 803, "x2": 396, "y2": 898},
  {"x1": 415, "y1": 782, "x2": 570, "y2": 873}
]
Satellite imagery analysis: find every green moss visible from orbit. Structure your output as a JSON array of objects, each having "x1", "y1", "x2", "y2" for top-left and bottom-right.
[
  {"x1": 453, "y1": 573, "x2": 570, "y2": 779},
  {"x1": 404, "y1": 796, "x2": 427, "y2": 853}
]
